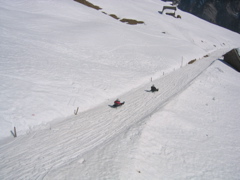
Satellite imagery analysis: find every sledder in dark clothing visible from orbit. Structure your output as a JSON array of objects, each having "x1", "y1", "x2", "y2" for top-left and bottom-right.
[{"x1": 151, "y1": 85, "x2": 158, "y2": 92}]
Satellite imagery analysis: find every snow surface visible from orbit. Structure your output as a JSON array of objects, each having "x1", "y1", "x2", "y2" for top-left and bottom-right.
[{"x1": 0, "y1": 0, "x2": 240, "y2": 179}]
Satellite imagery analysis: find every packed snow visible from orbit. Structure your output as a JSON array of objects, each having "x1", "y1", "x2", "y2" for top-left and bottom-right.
[{"x1": 0, "y1": 0, "x2": 240, "y2": 179}]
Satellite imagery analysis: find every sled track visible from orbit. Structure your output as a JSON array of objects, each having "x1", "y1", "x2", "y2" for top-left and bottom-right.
[{"x1": 0, "y1": 49, "x2": 229, "y2": 179}]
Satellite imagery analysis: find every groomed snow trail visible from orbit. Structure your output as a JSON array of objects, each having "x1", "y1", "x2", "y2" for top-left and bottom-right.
[{"x1": 0, "y1": 49, "x2": 230, "y2": 179}]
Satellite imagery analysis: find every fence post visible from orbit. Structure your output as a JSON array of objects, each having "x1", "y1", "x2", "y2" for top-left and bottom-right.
[
  {"x1": 74, "y1": 107, "x2": 79, "y2": 115},
  {"x1": 14, "y1": 127, "x2": 17, "y2": 137}
]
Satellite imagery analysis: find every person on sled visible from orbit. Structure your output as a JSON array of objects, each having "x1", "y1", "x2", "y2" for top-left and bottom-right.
[
  {"x1": 151, "y1": 84, "x2": 158, "y2": 92},
  {"x1": 114, "y1": 99, "x2": 122, "y2": 106}
]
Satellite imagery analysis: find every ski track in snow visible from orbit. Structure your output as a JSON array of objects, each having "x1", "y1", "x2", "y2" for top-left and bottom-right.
[{"x1": 0, "y1": 49, "x2": 230, "y2": 179}]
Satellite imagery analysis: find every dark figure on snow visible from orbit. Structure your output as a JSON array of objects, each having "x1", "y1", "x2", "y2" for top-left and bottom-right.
[{"x1": 151, "y1": 85, "x2": 158, "y2": 92}]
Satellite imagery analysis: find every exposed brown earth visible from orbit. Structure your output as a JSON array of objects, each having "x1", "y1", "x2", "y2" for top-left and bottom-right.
[
  {"x1": 74, "y1": 0, "x2": 144, "y2": 25},
  {"x1": 109, "y1": 14, "x2": 120, "y2": 20},
  {"x1": 120, "y1": 18, "x2": 144, "y2": 25},
  {"x1": 74, "y1": 0, "x2": 102, "y2": 10},
  {"x1": 188, "y1": 59, "x2": 196, "y2": 64}
]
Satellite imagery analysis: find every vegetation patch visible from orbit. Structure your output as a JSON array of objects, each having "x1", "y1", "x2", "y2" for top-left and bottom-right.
[
  {"x1": 120, "y1": 18, "x2": 144, "y2": 25},
  {"x1": 176, "y1": 15, "x2": 181, "y2": 19},
  {"x1": 74, "y1": 0, "x2": 144, "y2": 25},
  {"x1": 166, "y1": 12, "x2": 175, "y2": 17},
  {"x1": 74, "y1": 0, "x2": 102, "y2": 10},
  {"x1": 188, "y1": 59, "x2": 196, "y2": 64},
  {"x1": 109, "y1": 14, "x2": 120, "y2": 20}
]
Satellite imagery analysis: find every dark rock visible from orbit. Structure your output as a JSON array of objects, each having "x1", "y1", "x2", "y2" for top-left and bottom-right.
[{"x1": 163, "y1": 0, "x2": 240, "y2": 33}]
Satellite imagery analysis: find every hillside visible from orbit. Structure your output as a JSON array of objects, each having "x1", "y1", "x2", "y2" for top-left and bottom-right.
[{"x1": 0, "y1": 0, "x2": 240, "y2": 179}]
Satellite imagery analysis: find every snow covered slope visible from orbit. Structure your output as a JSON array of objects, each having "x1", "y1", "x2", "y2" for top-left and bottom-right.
[
  {"x1": 0, "y1": 49, "x2": 236, "y2": 179},
  {"x1": 0, "y1": 0, "x2": 240, "y2": 179},
  {"x1": 1, "y1": 0, "x2": 239, "y2": 139}
]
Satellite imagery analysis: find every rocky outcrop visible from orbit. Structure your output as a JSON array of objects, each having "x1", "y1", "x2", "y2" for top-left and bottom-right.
[
  {"x1": 168, "y1": 0, "x2": 240, "y2": 33},
  {"x1": 224, "y1": 49, "x2": 240, "y2": 72}
]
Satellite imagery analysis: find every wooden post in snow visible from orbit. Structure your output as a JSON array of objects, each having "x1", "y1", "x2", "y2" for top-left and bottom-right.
[
  {"x1": 14, "y1": 127, "x2": 17, "y2": 137},
  {"x1": 74, "y1": 107, "x2": 79, "y2": 115}
]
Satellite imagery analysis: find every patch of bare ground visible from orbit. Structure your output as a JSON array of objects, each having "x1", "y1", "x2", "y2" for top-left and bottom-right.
[
  {"x1": 74, "y1": 0, "x2": 144, "y2": 25},
  {"x1": 188, "y1": 59, "x2": 196, "y2": 64},
  {"x1": 120, "y1": 18, "x2": 144, "y2": 25},
  {"x1": 109, "y1": 14, "x2": 120, "y2": 20},
  {"x1": 74, "y1": 0, "x2": 102, "y2": 10}
]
